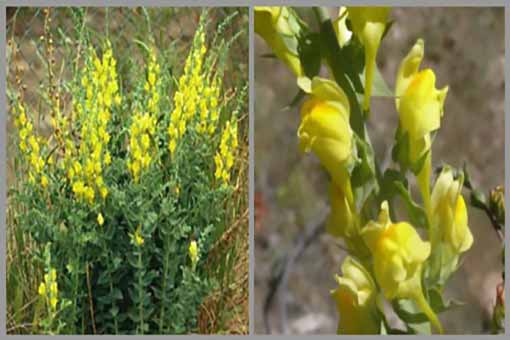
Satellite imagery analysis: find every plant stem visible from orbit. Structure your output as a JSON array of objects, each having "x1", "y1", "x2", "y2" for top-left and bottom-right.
[
  {"x1": 413, "y1": 289, "x2": 443, "y2": 334},
  {"x1": 417, "y1": 153, "x2": 432, "y2": 225},
  {"x1": 159, "y1": 239, "x2": 170, "y2": 333},
  {"x1": 85, "y1": 262, "x2": 97, "y2": 334},
  {"x1": 109, "y1": 281, "x2": 118, "y2": 334},
  {"x1": 138, "y1": 251, "x2": 144, "y2": 335}
]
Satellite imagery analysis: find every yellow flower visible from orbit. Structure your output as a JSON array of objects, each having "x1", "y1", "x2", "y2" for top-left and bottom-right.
[
  {"x1": 361, "y1": 201, "x2": 429, "y2": 298},
  {"x1": 104, "y1": 152, "x2": 111, "y2": 166},
  {"x1": 361, "y1": 201, "x2": 443, "y2": 333},
  {"x1": 130, "y1": 226, "x2": 144, "y2": 247},
  {"x1": 50, "y1": 297, "x2": 58, "y2": 310},
  {"x1": 72, "y1": 181, "x2": 85, "y2": 195},
  {"x1": 189, "y1": 240, "x2": 198, "y2": 267},
  {"x1": 50, "y1": 282, "x2": 58, "y2": 295},
  {"x1": 38, "y1": 282, "x2": 46, "y2": 296},
  {"x1": 298, "y1": 77, "x2": 353, "y2": 194},
  {"x1": 135, "y1": 233, "x2": 144, "y2": 246},
  {"x1": 41, "y1": 175, "x2": 48, "y2": 189},
  {"x1": 100, "y1": 186, "x2": 108, "y2": 199},
  {"x1": 397, "y1": 52, "x2": 448, "y2": 155},
  {"x1": 395, "y1": 39, "x2": 448, "y2": 213},
  {"x1": 430, "y1": 168, "x2": 473, "y2": 253},
  {"x1": 347, "y1": 7, "x2": 390, "y2": 111},
  {"x1": 331, "y1": 257, "x2": 379, "y2": 334},
  {"x1": 428, "y1": 168, "x2": 473, "y2": 283},
  {"x1": 254, "y1": 7, "x2": 302, "y2": 76},
  {"x1": 97, "y1": 212, "x2": 104, "y2": 226}
]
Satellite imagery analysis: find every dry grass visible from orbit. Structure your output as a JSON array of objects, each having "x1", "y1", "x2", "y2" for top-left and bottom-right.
[{"x1": 198, "y1": 137, "x2": 249, "y2": 334}]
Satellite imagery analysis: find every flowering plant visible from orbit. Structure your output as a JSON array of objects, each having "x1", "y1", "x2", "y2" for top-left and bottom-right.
[
  {"x1": 7, "y1": 8, "x2": 248, "y2": 334},
  {"x1": 256, "y1": 6, "x2": 503, "y2": 334}
]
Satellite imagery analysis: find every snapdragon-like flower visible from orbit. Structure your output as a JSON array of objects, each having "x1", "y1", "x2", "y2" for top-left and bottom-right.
[
  {"x1": 69, "y1": 41, "x2": 120, "y2": 204},
  {"x1": 347, "y1": 7, "x2": 390, "y2": 111},
  {"x1": 254, "y1": 7, "x2": 302, "y2": 76},
  {"x1": 38, "y1": 268, "x2": 59, "y2": 311},
  {"x1": 331, "y1": 256, "x2": 380, "y2": 334},
  {"x1": 395, "y1": 39, "x2": 448, "y2": 213},
  {"x1": 128, "y1": 112, "x2": 156, "y2": 182},
  {"x1": 298, "y1": 77, "x2": 353, "y2": 197},
  {"x1": 168, "y1": 25, "x2": 207, "y2": 156},
  {"x1": 428, "y1": 167, "x2": 473, "y2": 282},
  {"x1": 215, "y1": 118, "x2": 238, "y2": 186},
  {"x1": 361, "y1": 201, "x2": 443, "y2": 333},
  {"x1": 14, "y1": 102, "x2": 46, "y2": 186},
  {"x1": 130, "y1": 225, "x2": 144, "y2": 247},
  {"x1": 97, "y1": 212, "x2": 104, "y2": 226},
  {"x1": 189, "y1": 240, "x2": 199, "y2": 270},
  {"x1": 196, "y1": 76, "x2": 222, "y2": 135}
]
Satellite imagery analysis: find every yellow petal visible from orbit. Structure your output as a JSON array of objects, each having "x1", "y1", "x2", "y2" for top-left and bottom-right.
[
  {"x1": 396, "y1": 39, "x2": 425, "y2": 107},
  {"x1": 399, "y1": 69, "x2": 446, "y2": 140}
]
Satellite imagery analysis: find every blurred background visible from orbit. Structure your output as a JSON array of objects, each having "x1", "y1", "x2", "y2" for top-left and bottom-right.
[{"x1": 254, "y1": 7, "x2": 504, "y2": 334}]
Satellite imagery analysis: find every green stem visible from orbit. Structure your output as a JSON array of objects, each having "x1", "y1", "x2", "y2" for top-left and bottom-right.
[
  {"x1": 159, "y1": 239, "x2": 171, "y2": 333},
  {"x1": 363, "y1": 49, "x2": 375, "y2": 113},
  {"x1": 417, "y1": 152, "x2": 432, "y2": 218},
  {"x1": 138, "y1": 250, "x2": 144, "y2": 335},
  {"x1": 413, "y1": 288, "x2": 444, "y2": 334},
  {"x1": 109, "y1": 281, "x2": 118, "y2": 334}
]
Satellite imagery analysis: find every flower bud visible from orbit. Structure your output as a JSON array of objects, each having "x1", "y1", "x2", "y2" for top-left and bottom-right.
[
  {"x1": 428, "y1": 168, "x2": 473, "y2": 284},
  {"x1": 189, "y1": 240, "x2": 199, "y2": 269},
  {"x1": 255, "y1": 7, "x2": 302, "y2": 76},
  {"x1": 431, "y1": 167, "x2": 473, "y2": 253},
  {"x1": 489, "y1": 186, "x2": 505, "y2": 226},
  {"x1": 347, "y1": 7, "x2": 390, "y2": 111},
  {"x1": 331, "y1": 256, "x2": 379, "y2": 334}
]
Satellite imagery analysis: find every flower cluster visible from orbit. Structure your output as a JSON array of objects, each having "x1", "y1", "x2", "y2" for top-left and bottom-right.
[
  {"x1": 38, "y1": 268, "x2": 59, "y2": 311},
  {"x1": 144, "y1": 49, "x2": 161, "y2": 116},
  {"x1": 69, "y1": 42, "x2": 120, "y2": 204},
  {"x1": 256, "y1": 6, "x2": 478, "y2": 335},
  {"x1": 168, "y1": 27, "x2": 207, "y2": 156},
  {"x1": 196, "y1": 76, "x2": 221, "y2": 135},
  {"x1": 128, "y1": 113, "x2": 157, "y2": 182},
  {"x1": 127, "y1": 50, "x2": 159, "y2": 182},
  {"x1": 14, "y1": 103, "x2": 47, "y2": 187},
  {"x1": 214, "y1": 119, "x2": 238, "y2": 186}
]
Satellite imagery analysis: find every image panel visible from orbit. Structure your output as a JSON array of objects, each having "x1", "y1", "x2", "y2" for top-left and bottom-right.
[
  {"x1": 6, "y1": 7, "x2": 248, "y2": 335},
  {"x1": 254, "y1": 6, "x2": 504, "y2": 335}
]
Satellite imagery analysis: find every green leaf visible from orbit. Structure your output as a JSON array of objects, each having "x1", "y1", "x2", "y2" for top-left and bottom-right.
[
  {"x1": 365, "y1": 66, "x2": 393, "y2": 97},
  {"x1": 393, "y1": 288, "x2": 464, "y2": 325},
  {"x1": 351, "y1": 140, "x2": 376, "y2": 209},
  {"x1": 298, "y1": 32, "x2": 321, "y2": 78},
  {"x1": 394, "y1": 181, "x2": 429, "y2": 229}
]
